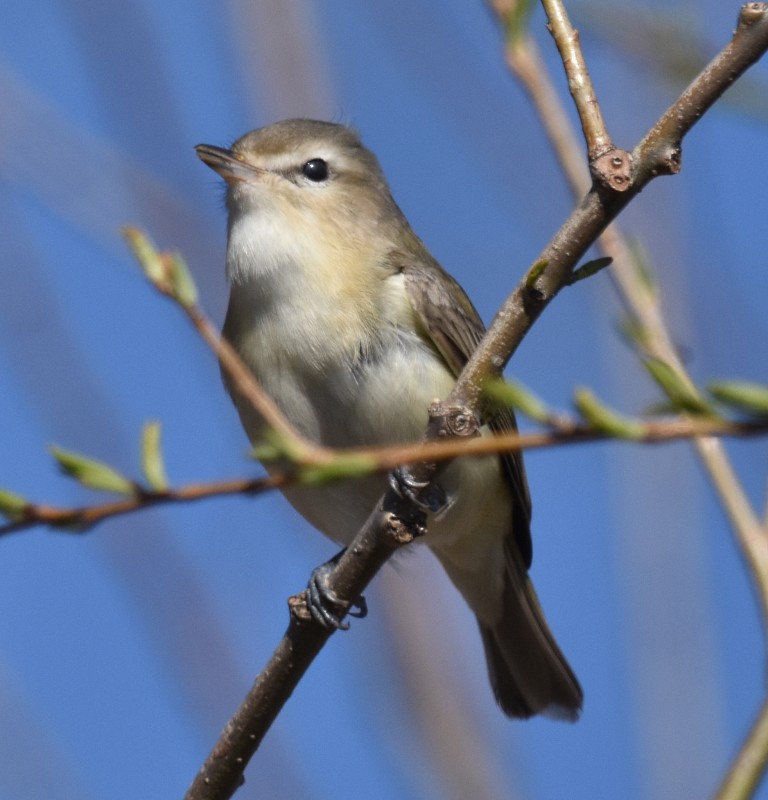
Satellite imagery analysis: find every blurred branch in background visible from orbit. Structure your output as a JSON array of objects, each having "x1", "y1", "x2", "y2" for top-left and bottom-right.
[
  {"x1": 489, "y1": 1, "x2": 768, "y2": 798},
  {"x1": 228, "y1": 0, "x2": 336, "y2": 120},
  {"x1": 0, "y1": 67, "x2": 223, "y2": 309},
  {"x1": 578, "y1": 2, "x2": 768, "y2": 124}
]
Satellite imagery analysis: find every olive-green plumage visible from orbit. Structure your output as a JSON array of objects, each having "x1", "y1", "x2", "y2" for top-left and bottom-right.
[{"x1": 197, "y1": 119, "x2": 582, "y2": 719}]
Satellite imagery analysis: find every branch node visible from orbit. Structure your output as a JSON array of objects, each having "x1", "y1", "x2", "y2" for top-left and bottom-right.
[
  {"x1": 522, "y1": 283, "x2": 546, "y2": 311},
  {"x1": 428, "y1": 401, "x2": 481, "y2": 439},
  {"x1": 385, "y1": 511, "x2": 424, "y2": 545},
  {"x1": 647, "y1": 143, "x2": 683, "y2": 177},
  {"x1": 591, "y1": 147, "x2": 633, "y2": 192},
  {"x1": 288, "y1": 592, "x2": 313, "y2": 623},
  {"x1": 664, "y1": 144, "x2": 683, "y2": 174},
  {"x1": 740, "y1": 3, "x2": 768, "y2": 28}
]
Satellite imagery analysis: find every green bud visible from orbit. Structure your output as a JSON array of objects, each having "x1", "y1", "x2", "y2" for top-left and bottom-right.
[
  {"x1": 250, "y1": 429, "x2": 302, "y2": 463},
  {"x1": 299, "y1": 454, "x2": 377, "y2": 485},
  {"x1": 566, "y1": 256, "x2": 613, "y2": 286},
  {"x1": 0, "y1": 488, "x2": 29, "y2": 521},
  {"x1": 505, "y1": 0, "x2": 536, "y2": 46},
  {"x1": 525, "y1": 258, "x2": 549, "y2": 289},
  {"x1": 484, "y1": 378, "x2": 551, "y2": 424},
  {"x1": 122, "y1": 227, "x2": 166, "y2": 286},
  {"x1": 643, "y1": 357, "x2": 713, "y2": 415},
  {"x1": 168, "y1": 253, "x2": 199, "y2": 308},
  {"x1": 708, "y1": 381, "x2": 768, "y2": 416},
  {"x1": 50, "y1": 446, "x2": 137, "y2": 496},
  {"x1": 141, "y1": 421, "x2": 169, "y2": 491},
  {"x1": 573, "y1": 388, "x2": 645, "y2": 440}
]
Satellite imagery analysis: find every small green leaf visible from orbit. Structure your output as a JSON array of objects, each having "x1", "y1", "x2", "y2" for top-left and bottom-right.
[
  {"x1": 566, "y1": 256, "x2": 613, "y2": 286},
  {"x1": 250, "y1": 441, "x2": 285, "y2": 462},
  {"x1": 50, "y1": 446, "x2": 137, "y2": 496},
  {"x1": 709, "y1": 381, "x2": 768, "y2": 416},
  {"x1": 249, "y1": 429, "x2": 302, "y2": 463},
  {"x1": 0, "y1": 488, "x2": 29, "y2": 521},
  {"x1": 525, "y1": 258, "x2": 549, "y2": 289},
  {"x1": 168, "y1": 253, "x2": 199, "y2": 308},
  {"x1": 643, "y1": 357, "x2": 714, "y2": 415},
  {"x1": 299, "y1": 454, "x2": 377, "y2": 485},
  {"x1": 573, "y1": 388, "x2": 645, "y2": 440},
  {"x1": 141, "y1": 421, "x2": 169, "y2": 491},
  {"x1": 642, "y1": 399, "x2": 681, "y2": 416},
  {"x1": 484, "y1": 378, "x2": 551, "y2": 424},
  {"x1": 123, "y1": 227, "x2": 167, "y2": 286}
]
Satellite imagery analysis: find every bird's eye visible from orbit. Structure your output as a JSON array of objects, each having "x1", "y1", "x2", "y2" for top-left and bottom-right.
[{"x1": 301, "y1": 158, "x2": 329, "y2": 182}]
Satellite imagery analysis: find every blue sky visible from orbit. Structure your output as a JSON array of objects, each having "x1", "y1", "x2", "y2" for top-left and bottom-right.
[{"x1": 1, "y1": 1, "x2": 767, "y2": 798}]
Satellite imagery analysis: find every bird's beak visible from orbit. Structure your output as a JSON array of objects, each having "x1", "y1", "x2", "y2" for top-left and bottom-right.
[{"x1": 195, "y1": 144, "x2": 260, "y2": 183}]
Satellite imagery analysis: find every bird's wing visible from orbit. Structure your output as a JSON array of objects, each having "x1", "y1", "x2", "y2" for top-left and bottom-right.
[{"x1": 401, "y1": 259, "x2": 534, "y2": 568}]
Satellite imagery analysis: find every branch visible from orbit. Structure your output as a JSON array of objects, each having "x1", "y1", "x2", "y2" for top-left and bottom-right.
[
  {"x1": 0, "y1": 474, "x2": 282, "y2": 537},
  {"x1": 5, "y1": 412, "x2": 768, "y2": 538},
  {"x1": 185, "y1": 4, "x2": 768, "y2": 798},
  {"x1": 540, "y1": 0, "x2": 609, "y2": 153},
  {"x1": 500, "y1": 6, "x2": 768, "y2": 598},
  {"x1": 185, "y1": 500, "x2": 423, "y2": 800},
  {"x1": 539, "y1": 0, "x2": 632, "y2": 189},
  {"x1": 717, "y1": 697, "x2": 768, "y2": 800}
]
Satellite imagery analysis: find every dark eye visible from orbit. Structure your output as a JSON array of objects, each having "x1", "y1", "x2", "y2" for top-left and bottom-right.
[{"x1": 302, "y1": 158, "x2": 329, "y2": 182}]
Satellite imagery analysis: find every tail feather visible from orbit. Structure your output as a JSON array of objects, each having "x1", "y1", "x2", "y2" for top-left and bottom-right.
[
  {"x1": 434, "y1": 535, "x2": 582, "y2": 720},
  {"x1": 479, "y1": 538, "x2": 582, "y2": 720}
]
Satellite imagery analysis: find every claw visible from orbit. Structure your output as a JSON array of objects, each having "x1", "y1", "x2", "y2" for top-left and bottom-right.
[
  {"x1": 306, "y1": 557, "x2": 367, "y2": 630},
  {"x1": 389, "y1": 466, "x2": 447, "y2": 513}
]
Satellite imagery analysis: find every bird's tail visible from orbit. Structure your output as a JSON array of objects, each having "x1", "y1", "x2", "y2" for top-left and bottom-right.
[{"x1": 437, "y1": 536, "x2": 583, "y2": 720}]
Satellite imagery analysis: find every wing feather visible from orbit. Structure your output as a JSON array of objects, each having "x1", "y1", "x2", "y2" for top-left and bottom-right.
[{"x1": 401, "y1": 259, "x2": 534, "y2": 568}]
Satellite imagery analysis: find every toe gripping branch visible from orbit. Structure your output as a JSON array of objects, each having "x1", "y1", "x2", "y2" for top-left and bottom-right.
[{"x1": 303, "y1": 555, "x2": 368, "y2": 631}]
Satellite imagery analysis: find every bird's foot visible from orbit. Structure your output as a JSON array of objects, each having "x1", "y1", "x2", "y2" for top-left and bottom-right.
[
  {"x1": 388, "y1": 466, "x2": 447, "y2": 513},
  {"x1": 305, "y1": 556, "x2": 367, "y2": 630}
]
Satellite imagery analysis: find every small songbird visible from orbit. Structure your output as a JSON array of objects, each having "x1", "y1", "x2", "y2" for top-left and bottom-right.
[{"x1": 196, "y1": 119, "x2": 582, "y2": 719}]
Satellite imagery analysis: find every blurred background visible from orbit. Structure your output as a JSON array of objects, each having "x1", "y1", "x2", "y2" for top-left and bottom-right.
[{"x1": 1, "y1": 1, "x2": 767, "y2": 798}]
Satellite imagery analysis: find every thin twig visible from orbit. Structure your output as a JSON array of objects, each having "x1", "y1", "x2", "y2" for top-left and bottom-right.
[
  {"x1": 539, "y1": 0, "x2": 632, "y2": 190},
  {"x1": 0, "y1": 475, "x2": 283, "y2": 537},
  {"x1": 716, "y1": 697, "x2": 768, "y2": 800},
  {"x1": 6, "y1": 414, "x2": 768, "y2": 538},
  {"x1": 540, "y1": 0, "x2": 612, "y2": 158}
]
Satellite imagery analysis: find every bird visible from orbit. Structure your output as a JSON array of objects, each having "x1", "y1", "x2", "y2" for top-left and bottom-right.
[{"x1": 196, "y1": 119, "x2": 582, "y2": 719}]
